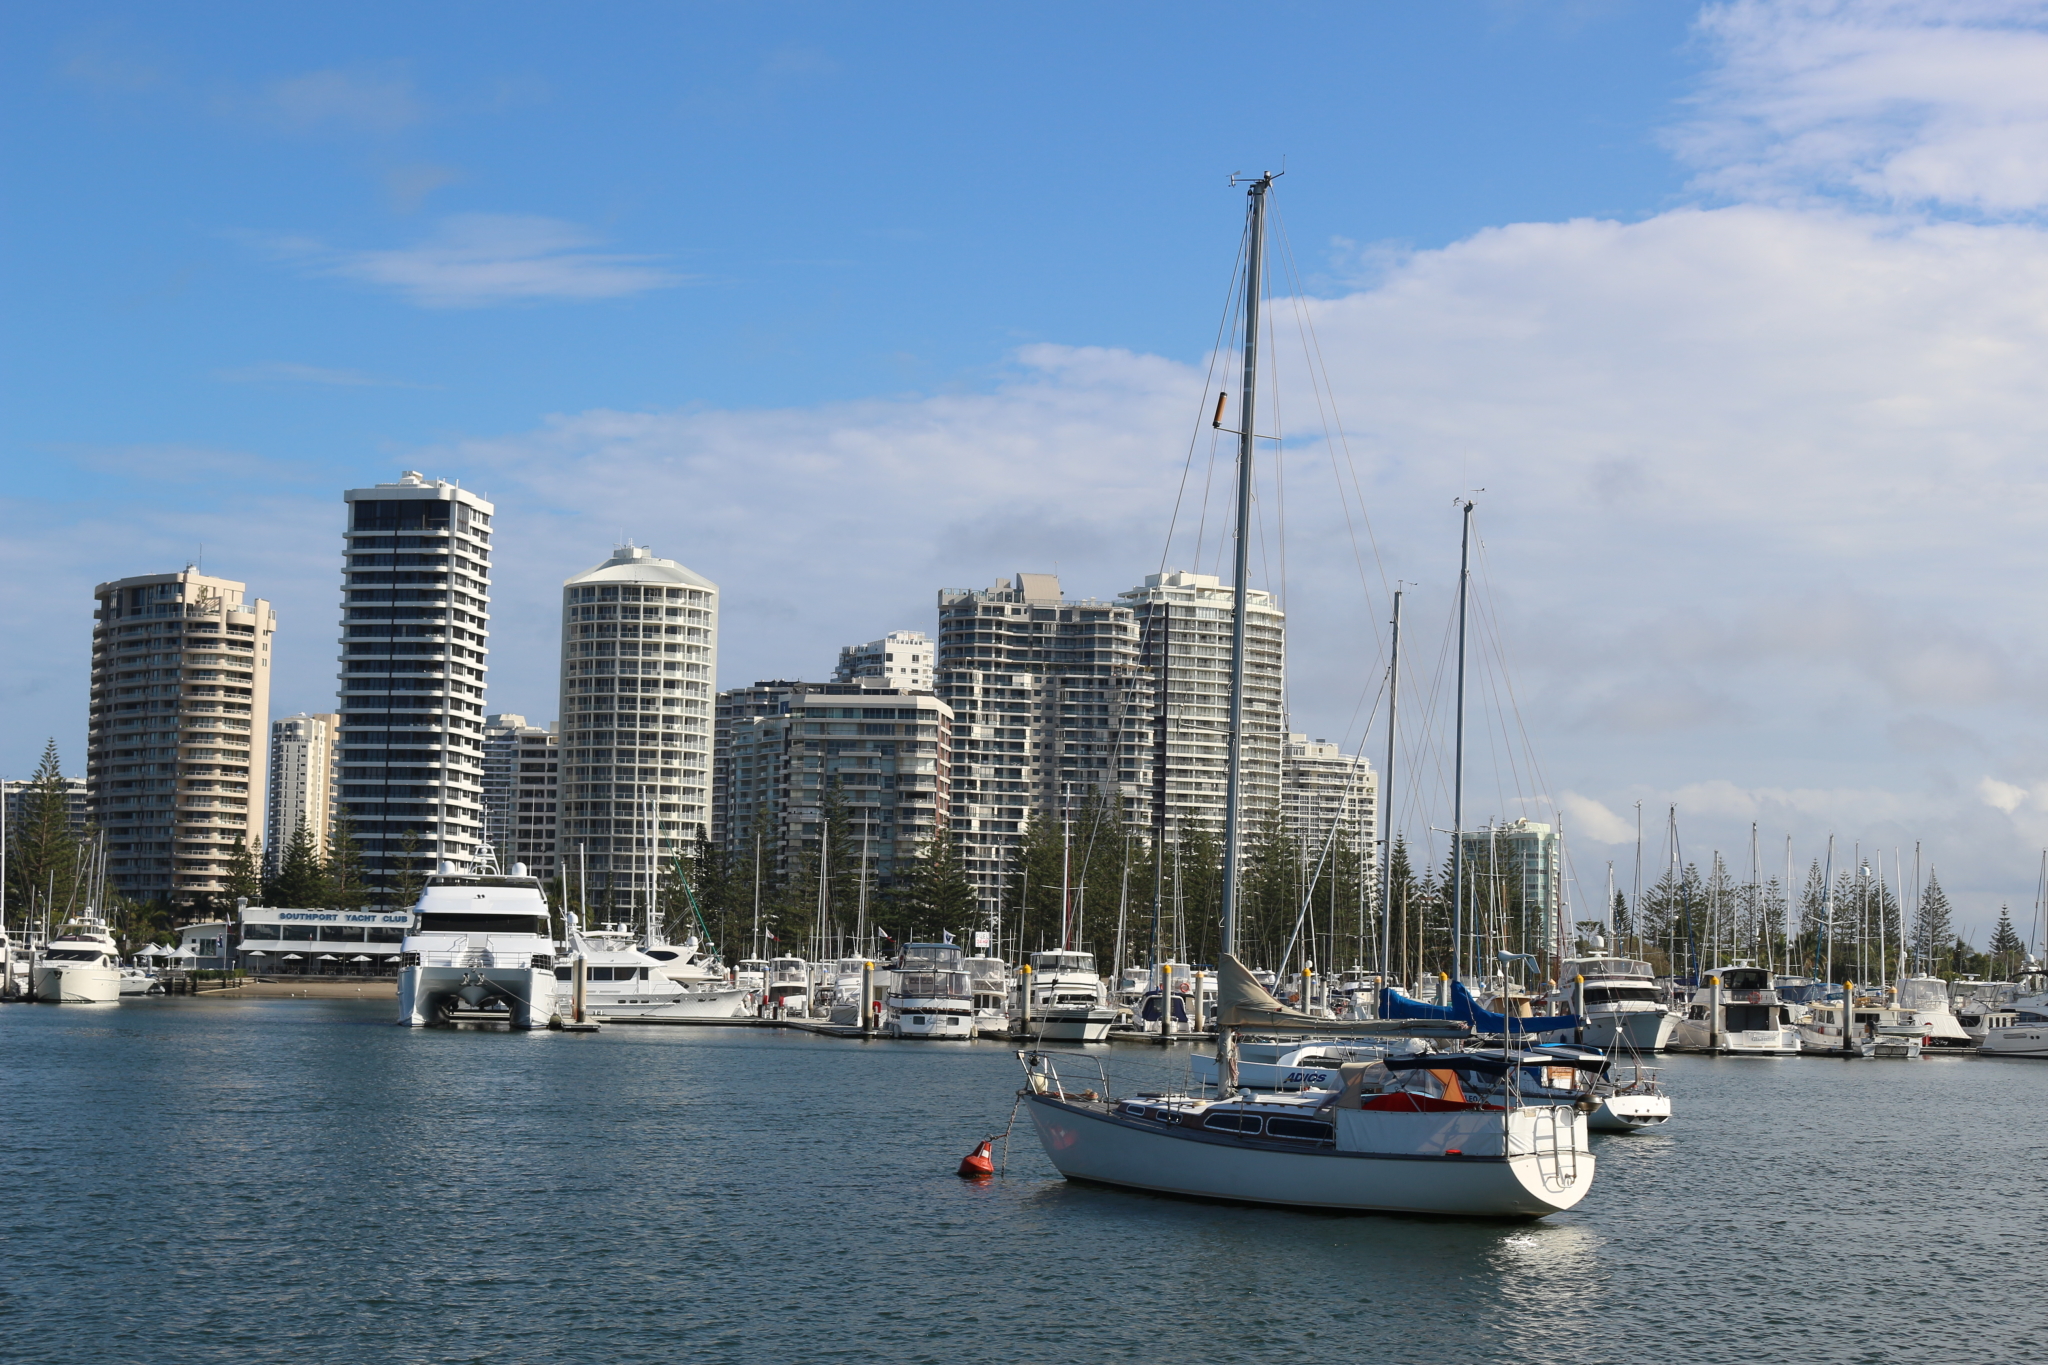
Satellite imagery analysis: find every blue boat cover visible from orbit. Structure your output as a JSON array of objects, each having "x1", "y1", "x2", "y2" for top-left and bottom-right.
[{"x1": 1378, "y1": 981, "x2": 1581, "y2": 1034}]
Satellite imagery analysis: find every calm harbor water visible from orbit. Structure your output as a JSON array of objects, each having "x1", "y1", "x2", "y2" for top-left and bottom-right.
[{"x1": 3, "y1": 997, "x2": 2044, "y2": 1365}]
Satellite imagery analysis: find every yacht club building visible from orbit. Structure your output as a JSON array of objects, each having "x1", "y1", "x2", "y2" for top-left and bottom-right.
[{"x1": 235, "y1": 904, "x2": 414, "y2": 974}]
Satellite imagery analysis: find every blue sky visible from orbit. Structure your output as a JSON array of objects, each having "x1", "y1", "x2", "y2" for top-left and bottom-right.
[{"x1": 10, "y1": 1, "x2": 2048, "y2": 945}]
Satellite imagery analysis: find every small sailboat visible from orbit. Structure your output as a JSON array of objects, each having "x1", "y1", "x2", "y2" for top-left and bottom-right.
[{"x1": 1019, "y1": 173, "x2": 1597, "y2": 1216}]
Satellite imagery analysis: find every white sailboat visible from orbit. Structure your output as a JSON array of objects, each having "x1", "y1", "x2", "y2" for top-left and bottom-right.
[{"x1": 1018, "y1": 174, "x2": 1598, "y2": 1217}]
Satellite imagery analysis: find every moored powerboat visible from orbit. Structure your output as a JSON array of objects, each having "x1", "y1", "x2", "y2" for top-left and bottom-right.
[
  {"x1": 762, "y1": 957, "x2": 813, "y2": 1016},
  {"x1": 884, "y1": 942, "x2": 974, "y2": 1038},
  {"x1": 1977, "y1": 992, "x2": 2048, "y2": 1058},
  {"x1": 1670, "y1": 962, "x2": 1801, "y2": 1054},
  {"x1": 1893, "y1": 975, "x2": 1972, "y2": 1048},
  {"x1": 559, "y1": 923, "x2": 751, "y2": 1022},
  {"x1": 33, "y1": 921, "x2": 123, "y2": 1003},
  {"x1": 1545, "y1": 956, "x2": 1680, "y2": 1052},
  {"x1": 397, "y1": 863, "x2": 557, "y2": 1028},
  {"x1": 1019, "y1": 950, "x2": 1116, "y2": 1041},
  {"x1": 964, "y1": 955, "x2": 1011, "y2": 1036}
]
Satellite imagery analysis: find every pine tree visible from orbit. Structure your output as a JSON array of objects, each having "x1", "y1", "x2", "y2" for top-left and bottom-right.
[
  {"x1": 1990, "y1": 906, "x2": 2025, "y2": 976},
  {"x1": 324, "y1": 812, "x2": 371, "y2": 911},
  {"x1": 895, "y1": 830, "x2": 978, "y2": 941},
  {"x1": 6, "y1": 738, "x2": 83, "y2": 924},
  {"x1": 222, "y1": 835, "x2": 262, "y2": 905},
  {"x1": 1911, "y1": 871, "x2": 1954, "y2": 973},
  {"x1": 265, "y1": 822, "x2": 331, "y2": 908},
  {"x1": 390, "y1": 829, "x2": 429, "y2": 910}
]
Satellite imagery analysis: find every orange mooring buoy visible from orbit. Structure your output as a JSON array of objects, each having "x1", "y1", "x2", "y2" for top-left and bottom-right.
[{"x1": 957, "y1": 1139, "x2": 995, "y2": 1178}]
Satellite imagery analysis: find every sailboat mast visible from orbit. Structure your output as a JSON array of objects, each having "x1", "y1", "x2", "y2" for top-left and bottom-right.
[
  {"x1": 1451, "y1": 499, "x2": 1474, "y2": 982},
  {"x1": 1219, "y1": 170, "x2": 1274, "y2": 966},
  {"x1": 1379, "y1": 587, "x2": 1401, "y2": 983}
]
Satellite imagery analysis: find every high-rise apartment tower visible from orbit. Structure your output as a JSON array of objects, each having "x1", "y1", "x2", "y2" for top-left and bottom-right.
[
  {"x1": 483, "y1": 714, "x2": 559, "y2": 876},
  {"x1": 834, "y1": 631, "x2": 935, "y2": 690},
  {"x1": 1120, "y1": 569, "x2": 1286, "y2": 844},
  {"x1": 335, "y1": 472, "x2": 494, "y2": 900},
  {"x1": 265, "y1": 712, "x2": 338, "y2": 872},
  {"x1": 89, "y1": 567, "x2": 276, "y2": 903},
  {"x1": 933, "y1": 573, "x2": 1154, "y2": 909},
  {"x1": 557, "y1": 545, "x2": 717, "y2": 910}
]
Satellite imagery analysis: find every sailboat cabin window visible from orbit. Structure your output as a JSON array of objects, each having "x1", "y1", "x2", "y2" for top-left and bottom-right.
[{"x1": 1203, "y1": 1113, "x2": 1262, "y2": 1134}]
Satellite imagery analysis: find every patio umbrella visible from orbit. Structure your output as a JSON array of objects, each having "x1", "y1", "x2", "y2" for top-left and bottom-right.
[
  {"x1": 317, "y1": 954, "x2": 337, "y2": 961},
  {"x1": 281, "y1": 953, "x2": 303, "y2": 961},
  {"x1": 349, "y1": 955, "x2": 372, "y2": 962},
  {"x1": 245, "y1": 950, "x2": 269, "y2": 958}
]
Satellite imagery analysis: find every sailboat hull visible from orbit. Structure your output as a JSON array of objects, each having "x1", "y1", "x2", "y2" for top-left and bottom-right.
[{"x1": 1023, "y1": 1095, "x2": 1594, "y2": 1218}]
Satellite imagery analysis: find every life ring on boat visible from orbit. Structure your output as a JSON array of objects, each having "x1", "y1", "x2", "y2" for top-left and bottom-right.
[{"x1": 1744, "y1": 990, "x2": 1761, "y2": 1004}]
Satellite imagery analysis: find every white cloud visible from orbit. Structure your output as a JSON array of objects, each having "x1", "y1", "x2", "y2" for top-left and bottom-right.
[
  {"x1": 284, "y1": 215, "x2": 685, "y2": 308},
  {"x1": 1559, "y1": 793, "x2": 1636, "y2": 844},
  {"x1": 1979, "y1": 776, "x2": 2029, "y2": 812},
  {"x1": 1680, "y1": 0, "x2": 2048, "y2": 211},
  {"x1": 259, "y1": 67, "x2": 421, "y2": 135}
]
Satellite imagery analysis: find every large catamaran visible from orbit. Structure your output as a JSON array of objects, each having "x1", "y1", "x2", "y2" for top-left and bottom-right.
[{"x1": 1015, "y1": 174, "x2": 1600, "y2": 1217}]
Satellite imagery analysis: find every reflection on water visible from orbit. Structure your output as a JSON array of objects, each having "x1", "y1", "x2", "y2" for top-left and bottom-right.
[{"x1": 2, "y1": 1000, "x2": 2045, "y2": 1364}]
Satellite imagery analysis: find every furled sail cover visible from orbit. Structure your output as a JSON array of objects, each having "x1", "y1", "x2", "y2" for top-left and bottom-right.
[
  {"x1": 1215, "y1": 956, "x2": 1469, "y2": 1037},
  {"x1": 1377, "y1": 980, "x2": 1581, "y2": 1034}
]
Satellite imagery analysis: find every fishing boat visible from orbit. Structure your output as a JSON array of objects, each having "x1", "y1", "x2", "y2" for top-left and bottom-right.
[
  {"x1": 33, "y1": 920, "x2": 123, "y2": 1003},
  {"x1": 397, "y1": 864, "x2": 557, "y2": 1028},
  {"x1": 884, "y1": 942, "x2": 975, "y2": 1038},
  {"x1": 1670, "y1": 962, "x2": 1802, "y2": 1054},
  {"x1": 1019, "y1": 950, "x2": 1116, "y2": 1041}
]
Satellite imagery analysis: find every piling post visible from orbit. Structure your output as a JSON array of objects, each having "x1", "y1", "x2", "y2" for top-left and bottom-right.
[
  {"x1": 861, "y1": 959, "x2": 875, "y2": 1037},
  {"x1": 1159, "y1": 963, "x2": 1174, "y2": 1041},
  {"x1": 1193, "y1": 969, "x2": 1205, "y2": 1033},
  {"x1": 1708, "y1": 975, "x2": 1723, "y2": 1054},
  {"x1": 1842, "y1": 981, "x2": 1857, "y2": 1056},
  {"x1": 572, "y1": 956, "x2": 587, "y2": 1024},
  {"x1": 1573, "y1": 974, "x2": 1586, "y2": 1047},
  {"x1": 1020, "y1": 963, "x2": 1033, "y2": 1039}
]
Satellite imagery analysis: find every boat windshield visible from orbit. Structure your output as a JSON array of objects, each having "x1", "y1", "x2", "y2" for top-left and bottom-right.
[
  {"x1": 1570, "y1": 958, "x2": 1652, "y2": 978},
  {"x1": 44, "y1": 949, "x2": 105, "y2": 962},
  {"x1": 425, "y1": 875, "x2": 543, "y2": 889},
  {"x1": 415, "y1": 912, "x2": 549, "y2": 935},
  {"x1": 1896, "y1": 978, "x2": 1949, "y2": 1011},
  {"x1": 901, "y1": 944, "x2": 964, "y2": 969},
  {"x1": 1031, "y1": 951, "x2": 1095, "y2": 973},
  {"x1": 1720, "y1": 968, "x2": 1772, "y2": 990}
]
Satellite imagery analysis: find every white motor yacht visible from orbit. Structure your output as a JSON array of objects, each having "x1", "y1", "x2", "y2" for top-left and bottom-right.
[
  {"x1": 1547, "y1": 956, "x2": 1680, "y2": 1052},
  {"x1": 1977, "y1": 992, "x2": 2048, "y2": 1058},
  {"x1": 559, "y1": 923, "x2": 751, "y2": 1022},
  {"x1": 963, "y1": 955, "x2": 1011, "y2": 1036},
  {"x1": 1132, "y1": 961, "x2": 1216, "y2": 1034},
  {"x1": 819, "y1": 956, "x2": 884, "y2": 1026},
  {"x1": 762, "y1": 957, "x2": 813, "y2": 1016},
  {"x1": 1019, "y1": 950, "x2": 1117, "y2": 1041},
  {"x1": 1670, "y1": 962, "x2": 1802, "y2": 1054},
  {"x1": 33, "y1": 921, "x2": 123, "y2": 1003},
  {"x1": 1951, "y1": 979, "x2": 2023, "y2": 1043},
  {"x1": 733, "y1": 957, "x2": 769, "y2": 1003},
  {"x1": 397, "y1": 864, "x2": 557, "y2": 1028},
  {"x1": 1795, "y1": 993, "x2": 1926, "y2": 1055},
  {"x1": 1893, "y1": 975, "x2": 1973, "y2": 1049},
  {"x1": 883, "y1": 942, "x2": 974, "y2": 1039}
]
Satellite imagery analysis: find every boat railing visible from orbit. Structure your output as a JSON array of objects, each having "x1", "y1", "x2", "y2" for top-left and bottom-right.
[{"x1": 1018, "y1": 1048, "x2": 1110, "y2": 1102}]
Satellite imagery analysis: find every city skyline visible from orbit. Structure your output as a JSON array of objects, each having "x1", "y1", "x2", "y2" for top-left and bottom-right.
[{"x1": 11, "y1": 4, "x2": 2048, "y2": 940}]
